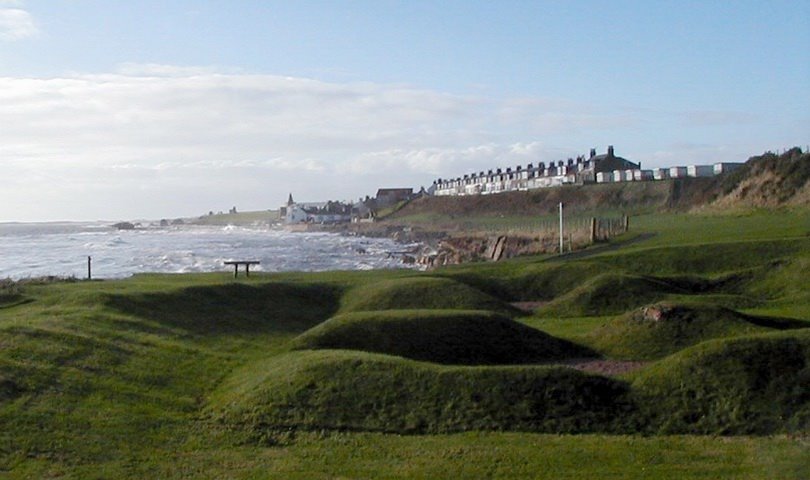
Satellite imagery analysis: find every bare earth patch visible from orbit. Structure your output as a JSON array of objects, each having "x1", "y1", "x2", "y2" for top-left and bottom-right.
[
  {"x1": 510, "y1": 301, "x2": 547, "y2": 312},
  {"x1": 565, "y1": 359, "x2": 648, "y2": 376}
]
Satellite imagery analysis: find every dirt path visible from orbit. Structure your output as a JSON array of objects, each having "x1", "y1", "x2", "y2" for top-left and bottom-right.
[
  {"x1": 510, "y1": 301, "x2": 548, "y2": 313},
  {"x1": 564, "y1": 358, "x2": 649, "y2": 376}
]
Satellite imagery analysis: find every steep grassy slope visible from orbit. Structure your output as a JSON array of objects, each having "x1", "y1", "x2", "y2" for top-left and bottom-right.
[
  {"x1": 390, "y1": 178, "x2": 709, "y2": 223},
  {"x1": 632, "y1": 330, "x2": 810, "y2": 435},
  {"x1": 384, "y1": 148, "x2": 808, "y2": 226},
  {"x1": 293, "y1": 310, "x2": 596, "y2": 364},
  {"x1": 714, "y1": 147, "x2": 810, "y2": 208},
  {"x1": 210, "y1": 349, "x2": 635, "y2": 436}
]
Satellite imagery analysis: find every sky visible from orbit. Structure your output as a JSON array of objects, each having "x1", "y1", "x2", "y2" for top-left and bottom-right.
[{"x1": 0, "y1": 0, "x2": 808, "y2": 222}]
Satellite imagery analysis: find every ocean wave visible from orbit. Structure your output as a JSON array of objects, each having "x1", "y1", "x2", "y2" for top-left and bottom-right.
[{"x1": 0, "y1": 223, "x2": 414, "y2": 279}]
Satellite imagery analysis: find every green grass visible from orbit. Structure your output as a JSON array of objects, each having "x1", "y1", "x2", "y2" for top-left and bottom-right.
[
  {"x1": 1, "y1": 208, "x2": 809, "y2": 477},
  {"x1": 210, "y1": 349, "x2": 635, "y2": 436},
  {"x1": 339, "y1": 276, "x2": 519, "y2": 316},
  {"x1": 632, "y1": 330, "x2": 810, "y2": 435},
  {"x1": 293, "y1": 309, "x2": 596, "y2": 364},
  {"x1": 626, "y1": 209, "x2": 810, "y2": 247},
  {"x1": 583, "y1": 302, "x2": 805, "y2": 360},
  {"x1": 520, "y1": 316, "x2": 610, "y2": 340},
  {"x1": 6, "y1": 432, "x2": 807, "y2": 479}
]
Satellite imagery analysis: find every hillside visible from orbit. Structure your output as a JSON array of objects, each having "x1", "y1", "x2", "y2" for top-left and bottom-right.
[{"x1": 384, "y1": 148, "x2": 809, "y2": 224}]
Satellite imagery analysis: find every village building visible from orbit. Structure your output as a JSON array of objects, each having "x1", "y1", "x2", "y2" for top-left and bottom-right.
[
  {"x1": 280, "y1": 194, "x2": 353, "y2": 224},
  {"x1": 713, "y1": 162, "x2": 744, "y2": 175},
  {"x1": 688, "y1": 165, "x2": 715, "y2": 178},
  {"x1": 433, "y1": 146, "x2": 640, "y2": 196},
  {"x1": 375, "y1": 188, "x2": 414, "y2": 208},
  {"x1": 432, "y1": 146, "x2": 741, "y2": 197}
]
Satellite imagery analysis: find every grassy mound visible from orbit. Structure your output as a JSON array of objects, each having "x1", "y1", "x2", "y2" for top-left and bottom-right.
[
  {"x1": 439, "y1": 261, "x2": 604, "y2": 302},
  {"x1": 339, "y1": 277, "x2": 518, "y2": 315},
  {"x1": 0, "y1": 279, "x2": 26, "y2": 307},
  {"x1": 584, "y1": 302, "x2": 804, "y2": 360},
  {"x1": 293, "y1": 310, "x2": 597, "y2": 364},
  {"x1": 540, "y1": 273, "x2": 682, "y2": 317},
  {"x1": 632, "y1": 329, "x2": 810, "y2": 434},
  {"x1": 211, "y1": 350, "x2": 636, "y2": 436},
  {"x1": 595, "y1": 239, "x2": 809, "y2": 276},
  {"x1": 104, "y1": 281, "x2": 340, "y2": 335}
]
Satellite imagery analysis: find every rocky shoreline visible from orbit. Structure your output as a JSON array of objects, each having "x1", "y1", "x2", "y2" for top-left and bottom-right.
[{"x1": 303, "y1": 222, "x2": 585, "y2": 269}]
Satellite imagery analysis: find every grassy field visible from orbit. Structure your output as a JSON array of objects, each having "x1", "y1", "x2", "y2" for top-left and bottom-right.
[{"x1": 1, "y1": 207, "x2": 809, "y2": 478}]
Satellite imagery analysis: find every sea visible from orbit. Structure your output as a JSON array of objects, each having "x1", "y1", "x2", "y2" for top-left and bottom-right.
[{"x1": 0, "y1": 222, "x2": 418, "y2": 280}]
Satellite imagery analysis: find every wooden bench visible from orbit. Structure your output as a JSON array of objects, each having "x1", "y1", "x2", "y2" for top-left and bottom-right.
[{"x1": 224, "y1": 260, "x2": 260, "y2": 278}]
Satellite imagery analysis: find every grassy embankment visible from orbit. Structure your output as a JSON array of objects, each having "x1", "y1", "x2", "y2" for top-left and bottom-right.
[
  {"x1": 1, "y1": 207, "x2": 809, "y2": 478},
  {"x1": 187, "y1": 209, "x2": 279, "y2": 226}
]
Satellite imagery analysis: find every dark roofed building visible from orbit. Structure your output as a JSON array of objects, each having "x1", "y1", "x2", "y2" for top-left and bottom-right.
[
  {"x1": 375, "y1": 188, "x2": 414, "y2": 208},
  {"x1": 591, "y1": 145, "x2": 640, "y2": 173},
  {"x1": 574, "y1": 146, "x2": 640, "y2": 184}
]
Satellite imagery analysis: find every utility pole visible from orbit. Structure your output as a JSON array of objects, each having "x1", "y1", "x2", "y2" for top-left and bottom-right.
[{"x1": 559, "y1": 202, "x2": 564, "y2": 254}]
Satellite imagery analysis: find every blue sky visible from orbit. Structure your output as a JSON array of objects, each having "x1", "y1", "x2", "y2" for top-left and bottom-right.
[{"x1": 0, "y1": 0, "x2": 808, "y2": 221}]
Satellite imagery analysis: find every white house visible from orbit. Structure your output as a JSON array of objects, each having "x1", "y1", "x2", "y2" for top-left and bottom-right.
[
  {"x1": 669, "y1": 166, "x2": 688, "y2": 178},
  {"x1": 653, "y1": 168, "x2": 670, "y2": 180},
  {"x1": 713, "y1": 162, "x2": 744, "y2": 175},
  {"x1": 687, "y1": 165, "x2": 714, "y2": 178}
]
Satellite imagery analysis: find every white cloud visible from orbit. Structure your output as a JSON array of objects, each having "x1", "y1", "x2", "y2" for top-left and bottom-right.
[
  {"x1": 0, "y1": 3, "x2": 38, "y2": 40},
  {"x1": 0, "y1": 65, "x2": 648, "y2": 220}
]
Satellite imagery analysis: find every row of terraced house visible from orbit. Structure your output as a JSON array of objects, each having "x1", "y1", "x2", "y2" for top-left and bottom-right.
[{"x1": 432, "y1": 146, "x2": 743, "y2": 196}]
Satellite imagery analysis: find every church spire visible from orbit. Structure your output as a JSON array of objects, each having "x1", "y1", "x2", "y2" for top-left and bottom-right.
[{"x1": 287, "y1": 193, "x2": 294, "y2": 206}]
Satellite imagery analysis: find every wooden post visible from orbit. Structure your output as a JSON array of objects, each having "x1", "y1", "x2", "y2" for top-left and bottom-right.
[
  {"x1": 559, "y1": 202, "x2": 564, "y2": 254},
  {"x1": 87, "y1": 256, "x2": 92, "y2": 280},
  {"x1": 590, "y1": 217, "x2": 597, "y2": 243},
  {"x1": 623, "y1": 215, "x2": 629, "y2": 232}
]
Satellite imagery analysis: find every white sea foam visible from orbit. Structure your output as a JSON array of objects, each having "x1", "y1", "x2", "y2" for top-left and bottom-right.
[{"x1": 0, "y1": 223, "x2": 417, "y2": 279}]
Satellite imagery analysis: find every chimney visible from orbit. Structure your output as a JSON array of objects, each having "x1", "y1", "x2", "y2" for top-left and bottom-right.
[
  {"x1": 590, "y1": 148, "x2": 596, "y2": 159},
  {"x1": 607, "y1": 145, "x2": 615, "y2": 157}
]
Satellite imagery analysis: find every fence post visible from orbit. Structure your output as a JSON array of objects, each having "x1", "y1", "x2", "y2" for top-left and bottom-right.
[
  {"x1": 87, "y1": 256, "x2": 92, "y2": 280},
  {"x1": 590, "y1": 217, "x2": 597, "y2": 243},
  {"x1": 559, "y1": 202, "x2": 564, "y2": 254},
  {"x1": 623, "y1": 215, "x2": 629, "y2": 233}
]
